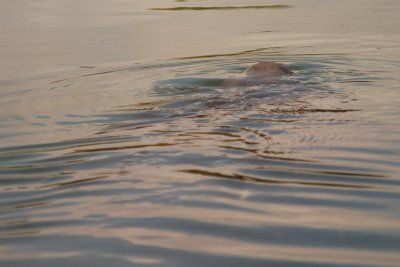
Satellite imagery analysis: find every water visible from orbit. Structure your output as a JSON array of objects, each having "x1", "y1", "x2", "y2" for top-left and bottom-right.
[{"x1": 1, "y1": 1, "x2": 400, "y2": 266}]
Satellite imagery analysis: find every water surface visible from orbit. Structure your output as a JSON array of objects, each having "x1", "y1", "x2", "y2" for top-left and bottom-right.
[{"x1": 1, "y1": 0, "x2": 400, "y2": 266}]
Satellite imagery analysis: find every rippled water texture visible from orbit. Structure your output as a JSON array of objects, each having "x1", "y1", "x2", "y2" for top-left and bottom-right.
[{"x1": 1, "y1": 1, "x2": 400, "y2": 266}]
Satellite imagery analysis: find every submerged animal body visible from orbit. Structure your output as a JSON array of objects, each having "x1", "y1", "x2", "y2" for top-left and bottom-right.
[
  {"x1": 222, "y1": 62, "x2": 293, "y2": 88},
  {"x1": 156, "y1": 61, "x2": 298, "y2": 111}
]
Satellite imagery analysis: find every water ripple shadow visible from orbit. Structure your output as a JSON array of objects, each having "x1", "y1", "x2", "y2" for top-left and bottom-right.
[
  {"x1": 150, "y1": 5, "x2": 292, "y2": 11},
  {"x1": 179, "y1": 169, "x2": 372, "y2": 189}
]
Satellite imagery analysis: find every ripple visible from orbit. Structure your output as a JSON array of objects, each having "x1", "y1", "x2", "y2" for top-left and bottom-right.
[
  {"x1": 150, "y1": 5, "x2": 292, "y2": 11},
  {"x1": 1, "y1": 48, "x2": 400, "y2": 267}
]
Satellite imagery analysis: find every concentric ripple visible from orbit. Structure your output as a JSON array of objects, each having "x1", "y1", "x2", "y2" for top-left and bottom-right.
[{"x1": 1, "y1": 48, "x2": 400, "y2": 267}]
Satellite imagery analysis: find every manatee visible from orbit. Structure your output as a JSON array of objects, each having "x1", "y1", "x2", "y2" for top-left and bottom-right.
[
  {"x1": 222, "y1": 61, "x2": 293, "y2": 88},
  {"x1": 156, "y1": 61, "x2": 297, "y2": 111}
]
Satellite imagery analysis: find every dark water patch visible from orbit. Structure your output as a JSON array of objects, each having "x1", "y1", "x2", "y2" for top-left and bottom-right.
[
  {"x1": 0, "y1": 135, "x2": 135, "y2": 155},
  {"x1": 71, "y1": 142, "x2": 175, "y2": 153},
  {"x1": 269, "y1": 108, "x2": 361, "y2": 114},
  {"x1": 240, "y1": 168, "x2": 398, "y2": 188},
  {"x1": 179, "y1": 169, "x2": 372, "y2": 189},
  {"x1": 339, "y1": 80, "x2": 375, "y2": 83},
  {"x1": 173, "y1": 47, "x2": 285, "y2": 60},
  {"x1": 0, "y1": 173, "x2": 74, "y2": 189},
  {"x1": 152, "y1": 77, "x2": 223, "y2": 96},
  {"x1": 150, "y1": 5, "x2": 291, "y2": 11},
  {"x1": 39, "y1": 175, "x2": 109, "y2": 189},
  {"x1": 244, "y1": 30, "x2": 277, "y2": 34}
]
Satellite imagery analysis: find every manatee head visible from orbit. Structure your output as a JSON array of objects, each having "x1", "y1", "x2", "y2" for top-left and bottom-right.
[{"x1": 245, "y1": 62, "x2": 292, "y2": 79}]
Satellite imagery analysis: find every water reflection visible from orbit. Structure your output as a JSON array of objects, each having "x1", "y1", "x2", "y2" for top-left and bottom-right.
[{"x1": 1, "y1": 47, "x2": 400, "y2": 267}]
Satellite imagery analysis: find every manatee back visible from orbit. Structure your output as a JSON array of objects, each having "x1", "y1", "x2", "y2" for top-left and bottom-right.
[{"x1": 245, "y1": 62, "x2": 292, "y2": 78}]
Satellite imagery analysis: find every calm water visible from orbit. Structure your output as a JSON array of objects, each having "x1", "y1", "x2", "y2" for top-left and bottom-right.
[{"x1": 1, "y1": 1, "x2": 400, "y2": 266}]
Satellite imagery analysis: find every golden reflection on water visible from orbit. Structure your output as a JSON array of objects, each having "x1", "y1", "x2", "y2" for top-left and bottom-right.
[{"x1": 1, "y1": 0, "x2": 400, "y2": 266}]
